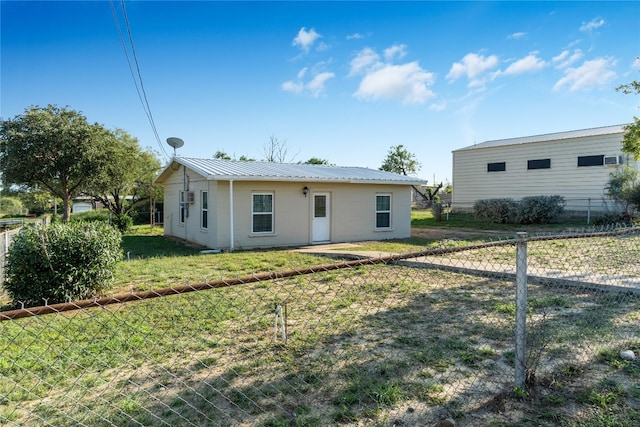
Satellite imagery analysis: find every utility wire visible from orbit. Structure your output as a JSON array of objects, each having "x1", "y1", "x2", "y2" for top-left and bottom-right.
[{"x1": 110, "y1": 0, "x2": 170, "y2": 159}]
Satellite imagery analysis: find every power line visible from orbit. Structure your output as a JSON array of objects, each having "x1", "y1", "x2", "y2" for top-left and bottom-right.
[{"x1": 110, "y1": 0, "x2": 170, "y2": 160}]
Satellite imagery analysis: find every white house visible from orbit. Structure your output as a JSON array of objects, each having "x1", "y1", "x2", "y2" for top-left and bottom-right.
[
  {"x1": 451, "y1": 124, "x2": 636, "y2": 213},
  {"x1": 153, "y1": 157, "x2": 427, "y2": 251}
]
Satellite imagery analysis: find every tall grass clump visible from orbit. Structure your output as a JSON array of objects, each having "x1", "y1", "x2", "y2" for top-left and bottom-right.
[{"x1": 4, "y1": 222, "x2": 122, "y2": 307}]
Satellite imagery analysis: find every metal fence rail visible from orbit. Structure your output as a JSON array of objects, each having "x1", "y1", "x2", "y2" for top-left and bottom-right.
[{"x1": 1, "y1": 228, "x2": 639, "y2": 426}]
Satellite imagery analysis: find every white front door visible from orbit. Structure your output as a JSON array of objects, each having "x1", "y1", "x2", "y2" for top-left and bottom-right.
[{"x1": 312, "y1": 193, "x2": 330, "y2": 242}]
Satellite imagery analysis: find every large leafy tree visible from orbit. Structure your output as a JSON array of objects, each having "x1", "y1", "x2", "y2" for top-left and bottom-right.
[
  {"x1": 380, "y1": 145, "x2": 421, "y2": 175},
  {"x1": 379, "y1": 145, "x2": 442, "y2": 203},
  {"x1": 0, "y1": 105, "x2": 111, "y2": 221},
  {"x1": 86, "y1": 129, "x2": 161, "y2": 218},
  {"x1": 616, "y1": 72, "x2": 640, "y2": 159}
]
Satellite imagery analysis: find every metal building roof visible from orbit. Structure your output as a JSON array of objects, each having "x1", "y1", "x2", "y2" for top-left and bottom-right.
[
  {"x1": 155, "y1": 157, "x2": 427, "y2": 185},
  {"x1": 454, "y1": 124, "x2": 627, "y2": 152}
]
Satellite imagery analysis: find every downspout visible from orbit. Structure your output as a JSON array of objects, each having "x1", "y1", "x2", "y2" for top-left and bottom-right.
[{"x1": 229, "y1": 179, "x2": 234, "y2": 252}]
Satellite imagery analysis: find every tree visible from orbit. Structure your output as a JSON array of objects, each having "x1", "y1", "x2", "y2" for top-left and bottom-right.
[
  {"x1": 302, "y1": 157, "x2": 331, "y2": 165},
  {"x1": 379, "y1": 145, "x2": 442, "y2": 204},
  {"x1": 606, "y1": 165, "x2": 640, "y2": 219},
  {"x1": 213, "y1": 150, "x2": 231, "y2": 160},
  {"x1": 0, "y1": 105, "x2": 111, "y2": 221},
  {"x1": 86, "y1": 129, "x2": 161, "y2": 220},
  {"x1": 380, "y1": 145, "x2": 421, "y2": 175},
  {"x1": 616, "y1": 69, "x2": 640, "y2": 159},
  {"x1": 264, "y1": 135, "x2": 298, "y2": 163},
  {"x1": 0, "y1": 196, "x2": 24, "y2": 217}
]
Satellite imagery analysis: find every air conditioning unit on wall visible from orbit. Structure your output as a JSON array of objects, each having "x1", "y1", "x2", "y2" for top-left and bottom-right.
[
  {"x1": 186, "y1": 191, "x2": 195, "y2": 203},
  {"x1": 604, "y1": 155, "x2": 622, "y2": 166}
]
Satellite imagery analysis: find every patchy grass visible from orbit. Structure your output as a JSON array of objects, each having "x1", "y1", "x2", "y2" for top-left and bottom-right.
[{"x1": 1, "y1": 224, "x2": 639, "y2": 426}]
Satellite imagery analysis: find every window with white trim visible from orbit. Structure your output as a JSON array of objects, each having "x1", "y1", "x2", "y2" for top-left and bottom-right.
[
  {"x1": 201, "y1": 191, "x2": 208, "y2": 229},
  {"x1": 252, "y1": 193, "x2": 273, "y2": 233},
  {"x1": 375, "y1": 194, "x2": 391, "y2": 229}
]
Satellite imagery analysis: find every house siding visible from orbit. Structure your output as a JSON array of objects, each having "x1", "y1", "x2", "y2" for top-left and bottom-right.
[
  {"x1": 452, "y1": 130, "x2": 636, "y2": 213},
  {"x1": 160, "y1": 167, "x2": 413, "y2": 250}
]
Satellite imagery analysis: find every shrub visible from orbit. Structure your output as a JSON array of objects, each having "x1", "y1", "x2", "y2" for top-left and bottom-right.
[
  {"x1": 4, "y1": 222, "x2": 122, "y2": 307},
  {"x1": 112, "y1": 214, "x2": 133, "y2": 233},
  {"x1": 431, "y1": 202, "x2": 443, "y2": 221},
  {"x1": 517, "y1": 195, "x2": 565, "y2": 224},
  {"x1": 473, "y1": 198, "x2": 518, "y2": 223},
  {"x1": 70, "y1": 209, "x2": 111, "y2": 223},
  {"x1": 474, "y1": 196, "x2": 565, "y2": 224}
]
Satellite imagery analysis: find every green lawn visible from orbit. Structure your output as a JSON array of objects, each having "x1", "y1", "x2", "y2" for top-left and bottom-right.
[{"x1": 1, "y1": 220, "x2": 638, "y2": 426}]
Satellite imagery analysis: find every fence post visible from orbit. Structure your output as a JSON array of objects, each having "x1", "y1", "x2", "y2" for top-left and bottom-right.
[{"x1": 515, "y1": 232, "x2": 528, "y2": 389}]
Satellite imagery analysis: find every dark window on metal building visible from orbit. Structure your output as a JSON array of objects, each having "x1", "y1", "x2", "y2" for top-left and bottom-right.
[
  {"x1": 528, "y1": 159, "x2": 551, "y2": 170},
  {"x1": 487, "y1": 162, "x2": 506, "y2": 172},
  {"x1": 577, "y1": 155, "x2": 604, "y2": 167}
]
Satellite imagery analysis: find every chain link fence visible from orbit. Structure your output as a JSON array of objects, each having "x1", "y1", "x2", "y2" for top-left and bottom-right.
[
  {"x1": 0, "y1": 228, "x2": 21, "y2": 287},
  {"x1": 1, "y1": 227, "x2": 639, "y2": 426}
]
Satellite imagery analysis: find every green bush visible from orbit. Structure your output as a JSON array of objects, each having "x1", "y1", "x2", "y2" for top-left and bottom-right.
[
  {"x1": 4, "y1": 222, "x2": 122, "y2": 307},
  {"x1": 473, "y1": 198, "x2": 518, "y2": 223},
  {"x1": 517, "y1": 195, "x2": 565, "y2": 224},
  {"x1": 473, "y1": 195, "x2": 565, "y2": 224},
  {"x1": 112, "y1": 214, "x2": 133, "y2": 233},
  {"x1": 431, "y1": 202, "x2": 443, "y2": 221},
  {"x1": 69, "y1": 209, "x2": 111, "y2": 223}
]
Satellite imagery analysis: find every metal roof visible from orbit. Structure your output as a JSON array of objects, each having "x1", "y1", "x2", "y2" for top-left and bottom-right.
[
  {"x1": 454, "y1": 124, "x2": 627, "y2": 152},
  {"x1": 155, "y1": 157, "x2": 427, "y2": 185}
]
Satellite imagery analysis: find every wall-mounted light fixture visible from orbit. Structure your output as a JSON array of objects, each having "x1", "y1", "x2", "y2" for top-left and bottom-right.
[{"x1": 303, "y1": 186, "x2": 309, "y2": 197}]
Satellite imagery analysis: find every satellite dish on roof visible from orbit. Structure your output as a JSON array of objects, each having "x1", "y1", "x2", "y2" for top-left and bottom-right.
[{"x1": 166, "y1": 137, "x2": 184, "y2": 156}]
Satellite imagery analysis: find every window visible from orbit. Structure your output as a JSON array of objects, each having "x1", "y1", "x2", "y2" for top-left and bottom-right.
[
  {"x1": 528, "y1": 159, "x2": 551, "y2": 170},
  {"x1": 314, "y1": 195, "x2": 326, "y2": 218},
  {"x1": 375, "y1": 194, "x2": 391, "y2": 228},
  {"x1": 578, "y1": 155, "x2": 604, "y2": 167},
  {"x1": 179, "y1": 191, "x2": 187, "y2": 224},
  {"x1": 487, "y1": 162, "x2": 506, "y2": 172},
  {"x1": 252, "y1": 193, "x2": 273, "y2": 233},
  {"x1": 201, "y1": 191, "x2": 208, "y2": 229}
]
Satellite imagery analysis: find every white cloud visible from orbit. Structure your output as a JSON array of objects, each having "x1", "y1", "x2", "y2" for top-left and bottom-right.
[
  {"x1": 354, "y1": 62, "x2": 435, "y2": 105},
  {"x1": 499, "y1": 53, "x2": 547, "y2": 76},
  {"x1": 552, "y1": 49, "x2": 583, "y2": 69},
  {"x1": 553, "y1": 57, "x2": 617, "y2": 92},
  {"x1": 281, "y1": 80, "x2": 304, "y2": 94},
  {"x1": 580, "y1": 18, "x2": 605, "y2": 32},
  {"x1": 346, "y1": 33, "x2": 364, "y2": 40},
  {"x1": 282, "y1": 68, "x2": 335, "y2": 97},
  {"x1": 429, "y1": 101, "x2": 446, "y2": 112},
  {"x1": 632, "y1": 57, "x2": 640, "y2": 70},
  {"x1": 446, "y1": 53, "x2": 499, "y2": 88},
  {"x1": 507, "y1": 32, "x2": 526, "y2": 40},
  {"x1": 292, "y1": 27, "x2": 321, "y2": 52},
  {"x1": 307, "y1": 72, "x2": 336, "y2": 97},
  {"x1": 349, "y1": 47, "x2": 380, "y2": 76},
  {"x1": 384, "y1": 44, "x2": 407, "y2": 62}
]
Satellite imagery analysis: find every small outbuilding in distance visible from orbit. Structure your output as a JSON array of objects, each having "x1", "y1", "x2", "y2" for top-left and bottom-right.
[
  {"x1": 451, "y1": 124, "x2": 637, "y2": 214},
  {"x1": 154, "y1": 157, "x2": 427, "y2": 251}
]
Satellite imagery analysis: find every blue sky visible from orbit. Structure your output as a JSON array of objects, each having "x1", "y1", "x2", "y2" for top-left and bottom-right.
[{"x1": 2, "y1": 1, "x2": 639, "y2": 184}]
